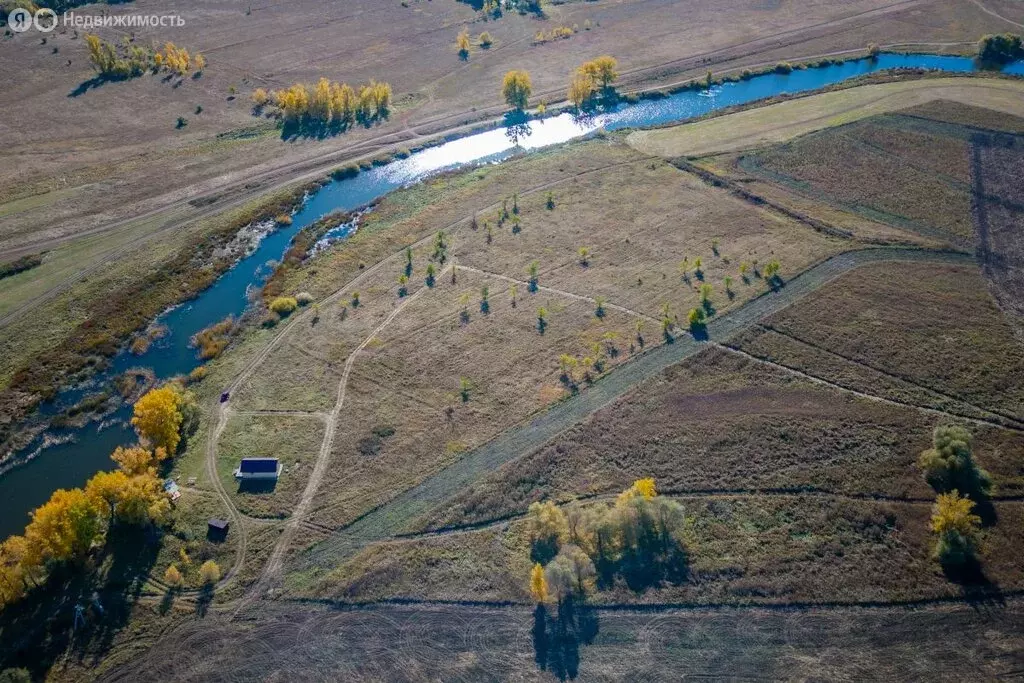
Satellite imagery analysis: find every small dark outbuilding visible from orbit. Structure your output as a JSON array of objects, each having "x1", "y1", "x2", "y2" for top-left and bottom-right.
[{"x1": 207, "y1": 518, "x2": 230, "y2": 541}]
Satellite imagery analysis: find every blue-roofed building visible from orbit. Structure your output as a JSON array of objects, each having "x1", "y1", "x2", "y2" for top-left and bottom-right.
[{"x1": 234, "y1": 457, "x2": 282, "y2": 480}]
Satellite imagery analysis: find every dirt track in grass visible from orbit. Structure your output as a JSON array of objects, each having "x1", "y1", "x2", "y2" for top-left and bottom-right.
[{"x1": 293, "y1": 247, "x2": 973, "y2": 578}]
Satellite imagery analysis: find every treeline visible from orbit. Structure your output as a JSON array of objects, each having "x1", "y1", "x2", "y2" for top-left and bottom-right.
[
  {"x1": 527, "y1": 479, "x2": 689, "y2": 603},
  {"x1": 85, "y1": 35, "x2": 205, "y2": 80},
  {"x1": 567, "y1": 55, "x2": 618, "y2": 109},
  {"x1": 253, "y1": 78, "x2": 392, "y2": 128},
  {"x1": 977, "y1": 33, "x2": 1023, "y2": 64},
  {"x1": 0, "y1": 384, "x2": 196, "y2": 611}
]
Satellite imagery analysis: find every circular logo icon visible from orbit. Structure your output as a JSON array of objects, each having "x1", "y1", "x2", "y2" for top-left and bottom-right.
[
  {"x1": 34, "y1": 8, "x2": 58, "y2": 32},
  {"x1": 8, "y1": 7, "x2": 32, "y2": 32}
]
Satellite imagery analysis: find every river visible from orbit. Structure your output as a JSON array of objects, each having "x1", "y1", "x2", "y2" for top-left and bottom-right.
[{"x1": 2, "y1": 53, "x2": 1022, "y2": 540}]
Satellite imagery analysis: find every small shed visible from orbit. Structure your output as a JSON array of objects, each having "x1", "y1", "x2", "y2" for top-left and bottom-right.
[
  {"x1": 234, "y1": 457, "x2": 282, "y2": 480},
  {"x1": 207, "y1": 518, "x2": 230, "y2": 541}
]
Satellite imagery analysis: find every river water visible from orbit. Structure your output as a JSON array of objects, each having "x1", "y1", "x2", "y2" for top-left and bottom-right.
[{"x1": 2, "y1": 54, "x2": 1022, "y2": 539}]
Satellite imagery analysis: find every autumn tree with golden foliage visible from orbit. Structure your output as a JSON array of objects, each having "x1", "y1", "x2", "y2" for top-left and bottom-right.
[
  {"x1": 526, "y1": 500, "x2": 568, "y2": 563},
  {"x1": 525, "y1": 479, "x2": 690, "y2": 594},
  {"x1": 530, "y1": 562, "x2": 548, "y2": 602},
  {"x1": 931, "y1": 490, "x2": 982, "y2": 567},
  {"x1": 502, "y1": 70, "x2": 532, "y2": 110},
  {"x1": 164, "y1": 564, "x2": 183, "y2": 588},
  {"x1": 199, "y1": 560, "x2": 221, "y2": 584},
  {"x1": 132, "y1": 386, "x2": 184, "y2": 453},
  {"x1": 264, "y1": 78, "x2": 390, "y2": 127},
  {"x1": 25, "y1": 488, "x2": 104, "y2": 565},
  {"x1": 567, "y1": 71, "x2": 595, "y2": 109},
  {"x1": 580, "y1": 55, "x2": 618, "y2": 89},
  {"x1": 456, "y1": 28, "x2": 471, "y2": 58}
]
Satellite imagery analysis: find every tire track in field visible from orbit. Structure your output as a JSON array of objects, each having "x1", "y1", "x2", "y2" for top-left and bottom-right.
[
  {"x1": 232, "y1": 262, "x2": 453, "y2": 617},
  {"x1": 716, "y1": 343, "x2": 1024, "y2": 432},
  {"x1": 750, "y1": 323, "x2": 1024, "y2": 427},
  {"x1": 295, "y1": 247, "x2": 976, "y2": 572},
  {"x1": 195, "y1": 157, "x2": 653, "y2": 577}
]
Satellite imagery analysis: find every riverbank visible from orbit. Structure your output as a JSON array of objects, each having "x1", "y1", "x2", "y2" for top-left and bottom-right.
[{"x1": 1, "y1": 58, "x2": 1022, "y2": 541}]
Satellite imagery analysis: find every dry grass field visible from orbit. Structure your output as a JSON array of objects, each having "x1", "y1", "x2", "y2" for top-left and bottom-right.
[
  {"x1": 627, "y1": 78, "x2": 1024, "y2": 158},
  {"x1": 1, "y1": 0, "x2": 1021, "y2": 431},
  {"x1": 734, "y1": 109, "x2": 1024, "y2": 246},
  {"x1": 217, "y1": 135, "x2": 855, "y2": 537},
  {"x1": 421, "y1": 346, "x2": 1024, "y2": 527},
  {"x1": 740, "y1": 261, "x2": 1024, "y2": 421},
  {"x1": 5, "y1": 48, "x2": 1024, "y2": 675},
  {"x1": 216, "y1": 412, "x2": 326, "y2": 519},
  {"x1": 8, "y1": 0, "x2": 1013, "y2": 259}
]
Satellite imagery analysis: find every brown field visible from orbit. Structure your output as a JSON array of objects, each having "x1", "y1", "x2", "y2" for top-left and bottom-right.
[
  {"x1": 421, "y1": 347, "x2": 1024, "y2": 528},
  {"x1": 750, "y1": 261, "x2": 1024, "y2": 420},
  {"x1": 1, "y1": 0, "x2": 1021, "y2": 439},
  {"x1": 101, "y1": 599, "x2": 1024, "y2": 682},
  {"x1": 710, "y1": 101, "x2": 1024, "y2": 250},
  {"x1": 4, "y1": 0, "x2": 1018, "y2": 255},
  {"x1": 5, "y1": 50, "x2": 1024, "y2": 675},
  {"x1": 321, "y1": 494, "x2": 1024, "y2": 605},
  {"x1": 215, "y1": 135, "x2": 851, "y2": 535}
]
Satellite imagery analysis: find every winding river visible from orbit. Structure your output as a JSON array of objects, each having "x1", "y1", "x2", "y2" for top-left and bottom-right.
[{"x1": 2, "y1": 53, "x2": 1022, "y2": 540}]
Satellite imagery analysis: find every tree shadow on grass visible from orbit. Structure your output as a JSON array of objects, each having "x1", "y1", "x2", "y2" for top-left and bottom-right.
[
  {"x1": 68, "y1": 76, "x2": 106, "y2": 98},
  {"x1": 941, "y1": 557, "x2": 1004, "y2": 608},
  {"x1": 0, "y1": 526, "x2": 161, "y2": 678},
  {"x1": 195, "y1": 584, "x2": 215, "y2": 618},
  {"x1": 532, "y1": 598, "x2": 599, "y2": 681}
]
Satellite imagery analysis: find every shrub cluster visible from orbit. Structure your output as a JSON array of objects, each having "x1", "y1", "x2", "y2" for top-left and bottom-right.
[
  {"x1": 977, "y1": 33, "x2": 1023, "y2": 64},
  {"x1": 526, "y1": 479, "x2": 689, "y2": 601}
]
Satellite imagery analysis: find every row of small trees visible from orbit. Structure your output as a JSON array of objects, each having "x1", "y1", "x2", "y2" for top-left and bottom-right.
[
  {"x1": 0, "y1": 384, "x2": 198, "y2": 611},
  {"x1": 253, "y1": 78, "x2": 392, "y2": 125},
  {"x1": 918, "y1": 425, "x2": 990, "y2": 568},
  {"x1": 85, "y1": 35, "x2": 205, "y2": 80},
  {"x1": 528, "y1": 479, "x2": 689, "y2": 603}
]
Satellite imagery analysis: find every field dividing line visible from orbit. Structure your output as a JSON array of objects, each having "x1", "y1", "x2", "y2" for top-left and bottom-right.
[
  {"x1": 755, "y1": 323, "x2": 1024, "y2": 428},
  {"x1": 232, "y1": 409, "x2": 330, "y2": 421},
  {"x1": 297, "y1": 247, "x2": 976, "y2": 569},
  {"x1": 235, "y1": 263, "x2": 454, "y2": 614},
  {"x1": 201, "y1": 157, "x2": 654, "y2": 558},
  {"x1": 457, "y1": 264, "x2": 661, "y2": 324},
  {"x1": 715, "y1": 343, "x2": 1024, "y2": 432}
]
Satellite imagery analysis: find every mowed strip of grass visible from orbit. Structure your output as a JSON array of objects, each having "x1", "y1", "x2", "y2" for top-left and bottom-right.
[
  {"x1": 421, "y1": 347, "x2": 1024, "y2": 530},
  {"x1": 314, "y1": 493, "x2": 1024, "y2": 605},
  {"x1": 217, "y1": 413, "x2": 326, "y2": 519},
  {"x1": 625, "y1": 78, "x2": 1024, "y2": 158}
]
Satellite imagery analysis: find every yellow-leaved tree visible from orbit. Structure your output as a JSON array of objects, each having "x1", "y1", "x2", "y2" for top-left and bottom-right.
[
  {"x1": 580, "y1": 55, "x2": 618, "y2": 90},
  {"x1": 199, "y1": 560, "x2": 221, "y2": 584},
  {"x1": 931, "y1": 490, "x2": 982, "y2": 566},
  {"x1": 567, "y1": 71, "x2": 595, "y2": 109},
  {"x1": 530, "y1": 562, "x2": 548, "y2": 602},
  {"x1": 24, "y1": 488, "x2": 104, "y2": 564},
  {"x1": 131, "y1": 386, "x2": 184, "y2": 453},
  {"x1": 164, "y1": 564, "x2": 183, "y2": 588},
  {"x1": 502, "y1": 70, "x2": 532, "y2": 111}
]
